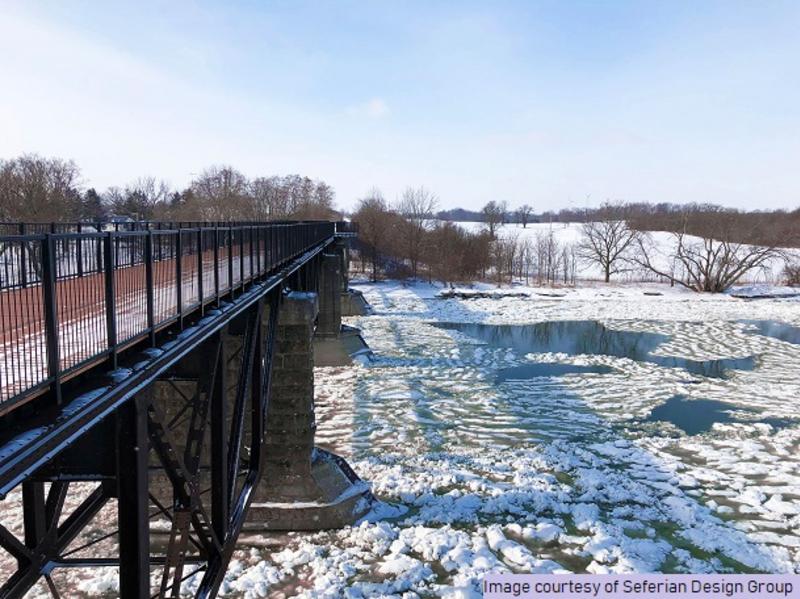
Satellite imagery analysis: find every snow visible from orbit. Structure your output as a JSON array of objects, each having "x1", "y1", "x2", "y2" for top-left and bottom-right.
[
  {"x1": 452, "y1": 221, "x2": 795, "y2": 285},
  {"x1": 4, "y1": 276, "x2": 800, "y2": 595}
]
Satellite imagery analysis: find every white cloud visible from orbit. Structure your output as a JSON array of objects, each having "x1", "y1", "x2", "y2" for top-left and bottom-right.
[{"x1": 347, "y1": 98, "x2": 389, "y2": 119}]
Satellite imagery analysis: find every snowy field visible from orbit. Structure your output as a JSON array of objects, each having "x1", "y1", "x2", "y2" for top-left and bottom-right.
[
  {"x1": 5, "y1": 278, "x2": 800, "y2": 597},
  {"x1": 453, "y1": 221, "x2": 792, "y2": 284}
]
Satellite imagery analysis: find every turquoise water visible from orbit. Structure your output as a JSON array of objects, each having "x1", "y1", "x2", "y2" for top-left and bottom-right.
[
  {"x1": 646, "y1": 395, "x2": 798, "y2": 435},
  {"x1": 436, "y1": 321, "x2": 756, "y2": 379},
  {"x1": 743, "y1": 320, "x2": 800, "y2": 346}
]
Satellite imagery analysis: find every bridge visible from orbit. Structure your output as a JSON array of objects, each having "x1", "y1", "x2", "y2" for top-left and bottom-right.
[{"x1": 0, "y1": 220, "x2": 366, "y2": 598}]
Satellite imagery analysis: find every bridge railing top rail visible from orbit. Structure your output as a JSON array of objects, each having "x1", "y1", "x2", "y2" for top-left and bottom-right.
[{"x1": 0, "y1": 220, "x2": 356, "y2": 234}]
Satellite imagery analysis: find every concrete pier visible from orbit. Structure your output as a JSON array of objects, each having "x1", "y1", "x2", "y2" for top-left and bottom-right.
[
  {"x1": 246, "y1": 291, "x2": 373, "y2": 530},
  {"x1": 341, "y1": 289, "x2": 370, "y2": 317},
  {"x1": 316, "y1": 253, "x2": 342, "y2": 338}
]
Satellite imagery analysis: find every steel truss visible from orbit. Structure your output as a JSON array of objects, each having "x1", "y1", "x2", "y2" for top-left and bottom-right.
[{"x1": 0, "y1": 239, "x2": 335, "y2": 598}]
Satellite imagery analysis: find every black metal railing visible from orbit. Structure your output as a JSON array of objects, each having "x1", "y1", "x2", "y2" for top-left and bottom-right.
[
  {"x1": 0, "y1": 221, "x2": 278, "y2": 236},
  {"x1": 334, "y1": 220, "x2": 358, "y2": 235},
  {"x1": 0, "y1": 221, "x2": 335, "y2": 408}
]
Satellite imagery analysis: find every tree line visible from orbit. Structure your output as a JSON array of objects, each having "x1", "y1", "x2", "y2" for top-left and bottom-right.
[
  {"x1": 0, "y1": 154, "x2": 339, "y2": 224},
  {"x1": 440, "y1": 200, "x2": 800, "y2": 249},
  {"x1": 355, "y1": 194, "x2": 792, "y2": 293},
  {"x1": 353, "y1": 189, "x2": 579, "y2": 286}
]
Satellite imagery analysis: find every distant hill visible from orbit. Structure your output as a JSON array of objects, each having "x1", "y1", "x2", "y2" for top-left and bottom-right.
[
  {"x1": 437, "y1": 207, "x2": 541, "y2": 225},
  {"x1": 436, "y1": 208, "x2": 484, "y2": 222}
]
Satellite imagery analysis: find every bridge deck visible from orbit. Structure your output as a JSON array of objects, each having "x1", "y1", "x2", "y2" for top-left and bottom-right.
[{"x1": 0, "y1": 223, "x2": 337, "y2": 412}]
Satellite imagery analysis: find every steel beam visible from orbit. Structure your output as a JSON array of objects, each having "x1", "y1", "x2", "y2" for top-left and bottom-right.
[{"x1": 117, "y1": 394, "x2": 150, "y2": 599}]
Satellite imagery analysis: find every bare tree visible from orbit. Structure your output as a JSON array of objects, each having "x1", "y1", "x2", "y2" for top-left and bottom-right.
[
  {"x1": 481, "y1": 201, "x2": 504, "y2": 238},
  {"x1": 516, "y1": 204, "x2": 534, "y2": 228},
  {"x1": 635, "y1": 230, "x2": 784, "y2": 292},
  {"x1": 493, "y1": 233, "x2": 520, "y2": 284},
  {"x1": 498, "y1": 200, "x2": 509, "y2": 225},
  {"x1": 561, "y1": 243, "x2": 577, "y2": 285},
  {"x1": 534, "y1": 230, "x2": 555, "y2": 285},
  {"x1": 249, "y1": 175, "x2": 337, "y2": 221},
  {"x1": 353, "y1": 189, "x2": 395, "y2": 282},
  {"x1": 250, "y1": 176, "x2": 288, "y2": 219},
  {"x1": 426, "y1": 222, "x2": 470, "y2": 284},
  {"x1": 396, "y1": 186, "x2": 438, "y2": 279},
  {"x1": 190, "y1": 166, "x2": 252, "y2": 220},
  {"x1": 576, "y1": 203, "x2": 640, "y2": 283},
  {"x1": 784, "y1": 261, "x2": 800, "y2": 287},
  {"x1": 105, "y1": 177, "x2": 171, "y2": 221},
  {"x1": 515, "y1": 237, "x2": 534, "y2": 284},
  {"x1": 0, "y1": 154, "x2": 82, "y2": 222}
]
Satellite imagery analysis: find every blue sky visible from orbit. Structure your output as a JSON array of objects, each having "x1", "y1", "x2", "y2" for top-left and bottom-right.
[{"x1": 1, "y1": 1, "x2": 798, "y2": 211}]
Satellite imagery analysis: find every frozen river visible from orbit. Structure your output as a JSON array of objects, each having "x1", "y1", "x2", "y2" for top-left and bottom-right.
[{"x1": 304, "y1": 281, "x2": 800, "y2": 598}]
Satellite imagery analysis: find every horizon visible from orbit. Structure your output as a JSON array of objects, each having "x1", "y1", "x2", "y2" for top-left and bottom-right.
[{"x1": 1, "y1": 1, "x2": 799, "y2": 213}]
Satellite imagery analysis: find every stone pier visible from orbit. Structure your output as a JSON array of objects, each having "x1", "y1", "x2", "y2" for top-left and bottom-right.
[
  {"x1": 246, "y1": 291, "x2": 373, "y2": 530},
  {"x1": 317, "y1": 253, "x2": 342, "y2": 338},
  {"x1": 341, "y1": 288, "x2": 370, "y2": 317},
  {"x1": 313, "y1": 241, "x2": 372, "y2": 367},
  {"x1": 334, "y1": 238, "x2": 370, "y2": 317}
]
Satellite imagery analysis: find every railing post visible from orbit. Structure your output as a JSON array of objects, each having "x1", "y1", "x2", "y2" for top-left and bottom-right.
[
  {"x1": 197, "y1": 229, "x2": 204, "y2": 315},
  {"x1": 41, "y1": 234, "x2": 61, "y2": 404},
  {"x1": 114, "y1": 223, "x2": 120, "y2": 269},
  {"x1": 176, "y1": 232, "x2": 183, "y2": 330},
  {"x1": 268, "y1": 227, "x2": 274, "y2": 270},
  {"x1": 228, "y1": 227, "x2": 234, "y2": 295},
  {"x1": 255, "y1": 227, "x2": 261, "y2": 276},
  {"x1": 19, "y1": 223, "x2": 27, "y2": 288},
  {"x1": 249, "y1": 227, "x2": 254, "y2": 282},
  {"x1": 214, "y1": 228, "x2": 220, "y2": 306},
  {"x1": 96, "y1": 222, "x2": 103, "y2": 274},
  {"x1": 104, "y1": 232, "x2": 118, "y2": 370},
  {"x1": 77, "y1": 223, "x2": 84, "y2": 278},
  {"x1": 280, "y1": 225, "x2": 285, "y2": 264},
  {"x1": 145, "y1": 232, "x2": 155, "y2": 346},
  {"x1": 239, "y1": 228, "x2": 245, "y2": 292}
]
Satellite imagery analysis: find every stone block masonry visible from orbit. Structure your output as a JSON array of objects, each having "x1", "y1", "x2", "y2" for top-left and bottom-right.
[
  {"x1": 316, "y1": 253, "x2": 342, "y2": 338},
  {"x1": 246, "y1": 291, "x2": 374, "y2": 530}
]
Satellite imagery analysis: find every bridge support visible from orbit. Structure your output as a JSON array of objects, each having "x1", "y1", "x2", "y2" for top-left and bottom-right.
[
  {"x1": 341, "y1": 288, "x2": 369, "y2": 317},
  {"x1": 317, "y1": 252, "x2": 342, "y2": 338},
  {"x1": 334, "y1": 238, "x2": 369, "y2": 317},
  {"x1": 314, "y1": 242, "x2": 371, "y2": 366},
  {"x1": 246, "y1": 291, "x2": 373, "y2": 530},
  {"x1": 117, "y1": 392, "x2": 151, "y2": 599}
]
